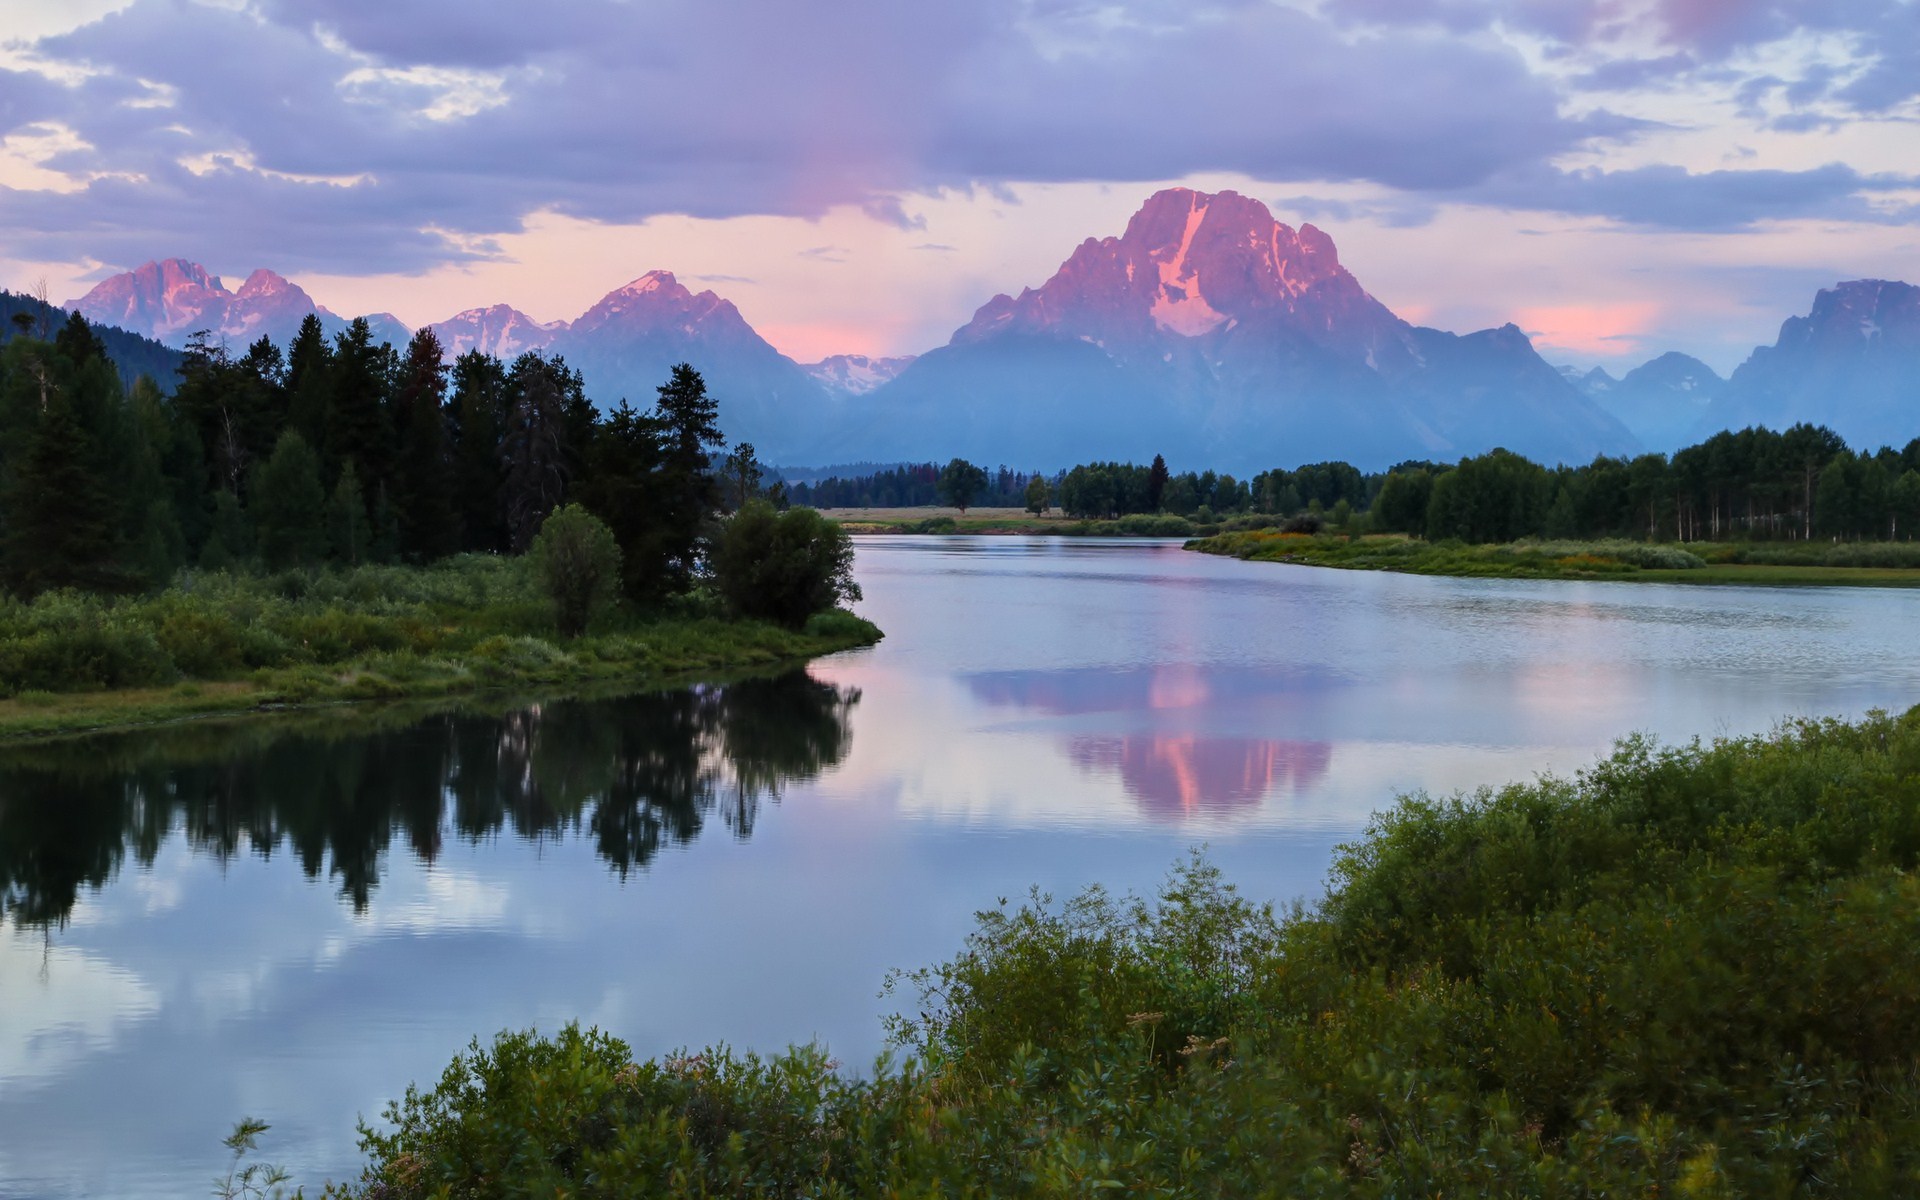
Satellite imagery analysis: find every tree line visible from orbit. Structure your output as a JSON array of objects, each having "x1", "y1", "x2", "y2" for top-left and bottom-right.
[
  {"x1": 787, "y1": 462, "x2": 1044, "y2": 510},
  {"x1": 867, "y1": 427, "x2": 1920, "y2": 543},
  {"x1": 0, "y1": 310, "x2": 780, "y2": 601}
]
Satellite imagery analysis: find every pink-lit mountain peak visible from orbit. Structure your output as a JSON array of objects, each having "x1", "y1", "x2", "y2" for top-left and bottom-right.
[
  {"x1": 957, "y1": 187, "x2": 1365, "y2": 346},
  {"x1": 573, "y1": 269, "x2": 749, "y2": 336}
]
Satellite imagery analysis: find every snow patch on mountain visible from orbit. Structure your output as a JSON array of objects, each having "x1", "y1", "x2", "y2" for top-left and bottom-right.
[
  {"x1": 1149, "y1": 193, "x2": 1231, "y2": 337},
  {"x1": 803, "y1": 353, "x2": 916, "y2": 396}
]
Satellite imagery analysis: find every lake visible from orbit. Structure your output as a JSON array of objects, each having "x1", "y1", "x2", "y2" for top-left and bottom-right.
[{"x1": 3, "y1": 537, "x2": 1918, "y2": 1198}]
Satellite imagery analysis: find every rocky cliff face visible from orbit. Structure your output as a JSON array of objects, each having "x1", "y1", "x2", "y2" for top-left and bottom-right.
[
  {"x1": 69, "y1": 259, "x2": 408, "y2": 350},
  {"x1": 1699, "y1": 280, "x2": 1920, "y2": 449}
]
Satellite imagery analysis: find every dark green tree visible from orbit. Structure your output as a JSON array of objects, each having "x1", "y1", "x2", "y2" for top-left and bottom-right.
[
  {"x1": 649, "y1": 363, "x2": 725, "y2": 587},
  {"x1": 448, "y1": 350, "x2": 510, "y2": 553},
  {"x1": 328, "y1": 460, "x2": 369, "y2": 565},
  {"x1": 1147, "y1": 454, "x2": 1170, "y2": 512},
  {"x1": 938, "y1": 457, "x2": 989, "y2": 513},
  {"x1": 250, "y1": 431, "x2": 327, "y2": 569},
  {"x1": 284, "y1": 313, "x2": 332, "y2": 453},
  {"x1": 712, "y1": 501, "x2": 862, "y2": 628},
  {"x1": 501, "y1": 353, "x2": 588, "y2": 553},
  {"x1": 323, "y1": 317, "x2": 395, "y2": 496},
  {"x1": 389, "y1": 328, "x2": 456, "y2": 561},
  {"x1": 1, "y1": 387, "x2": 122, "y2": 596}
]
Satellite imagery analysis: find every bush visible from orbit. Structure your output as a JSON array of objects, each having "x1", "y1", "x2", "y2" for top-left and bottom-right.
[
  {"x1": 712, "y1": 502, "x2": 862, "y2": 628},
  {"x1": 529, "y1": 505, "x2": 623, "y2": 638}
]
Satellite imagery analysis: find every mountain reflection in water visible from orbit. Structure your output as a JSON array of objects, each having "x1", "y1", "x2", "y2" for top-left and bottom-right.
[
  {"x1": 964, "y1": 664, "x2": 1336, "y2": 817},
  {"x1": 0, "y1": 671, "x2": 858, "y2": 930},
  {"x1": 1068, "y1": 736, "x2": 1333, "y2": 819}
]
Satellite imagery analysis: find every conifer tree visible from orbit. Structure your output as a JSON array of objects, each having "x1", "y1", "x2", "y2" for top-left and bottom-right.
[
  {"x1": 2, "y1": 387, "x2": 122, "y2": 595},
  {"x1": 328, "y1": 460, "x2": 368, "y2": 565},
  {"x1": 449, "y1": 350, "x2": 509, "y2": 553},
  {"x1": 284, "y1": 313, "x2": 332, "y2": 453},
  {"x1": 200, "y1": 489, "x2": 253, "y2": 569},
  {"x1": 502, "y1": 353, "x2": 583, "y2": 552},
  {"x1": 390, "y1": 328, "x2": 456, "y2": 561},
  {"x1": 250, "y1": 431, "x2": 327, "y2": 569},
  {"x1": 323, "y1": 317, "x2": 394, "y2": 495}
]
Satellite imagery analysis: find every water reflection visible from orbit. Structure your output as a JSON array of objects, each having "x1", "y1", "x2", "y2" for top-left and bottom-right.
[
  {"x1": 0, "y1": 672, "x2": 858, "y2": 930},
  {"x1": 956, "y1": 664, "x2": 1338, "y2": 818},
  {"x1": 1067, "y1": 736, "x2": 1333, "y2": 819}
]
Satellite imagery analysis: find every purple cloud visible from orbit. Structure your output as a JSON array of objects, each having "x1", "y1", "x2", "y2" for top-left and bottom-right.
[{"x1": 0, "y1": 0, "x2": 1910, "y2": 275}]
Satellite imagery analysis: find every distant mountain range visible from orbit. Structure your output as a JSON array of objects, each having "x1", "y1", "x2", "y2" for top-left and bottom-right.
[{"x1": 56, "y1": 190, "x2": 1920, "y2": 469}]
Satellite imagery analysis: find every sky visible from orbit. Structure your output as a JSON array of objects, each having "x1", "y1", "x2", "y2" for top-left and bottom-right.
[{"x1": 0, "y1": 0, "x2": 1915, "y2": 372}]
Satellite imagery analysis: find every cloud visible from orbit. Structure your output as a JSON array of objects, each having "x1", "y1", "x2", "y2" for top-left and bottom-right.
[
  {"x1": 0, "y1": 0, "x2": 1626, "y2": 273},
  {"x1": 1462, "y1": 162, "x2": 1920, "y2": 231},
  {"x1": 0, "y1": 0, "x2": 1910, "y2": 278}
]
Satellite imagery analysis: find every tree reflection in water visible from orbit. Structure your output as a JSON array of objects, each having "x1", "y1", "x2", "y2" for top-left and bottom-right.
[{"x1": 0, "y1": 671, "x2": 858, "y2": 929}]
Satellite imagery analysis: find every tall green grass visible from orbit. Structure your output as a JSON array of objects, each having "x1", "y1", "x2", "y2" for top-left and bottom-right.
[
  {"x1": 335, "y1": 707, "x2": 1920, "y2": 1197},
  {"x1": 0, "y1": 557, "x2": 881, "y2": 735}
]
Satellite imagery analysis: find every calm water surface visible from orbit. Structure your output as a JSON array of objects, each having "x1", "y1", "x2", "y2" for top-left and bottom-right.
[{"x1": 3, "y1": 537, "x2": 1918, "y2": 1198}]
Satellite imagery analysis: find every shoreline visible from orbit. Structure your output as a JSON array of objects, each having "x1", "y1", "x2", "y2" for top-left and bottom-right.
[
  {"x1": 0, "y1": 613, "x2": 882, "y2": 743},
  {"x1": 1187, "y1": 530, "x2": 1920, "y2": 588}
]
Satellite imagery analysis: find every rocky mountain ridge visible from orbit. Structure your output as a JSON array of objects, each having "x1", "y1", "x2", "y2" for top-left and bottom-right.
[{"x1": 55, "y1": 201, "x2": 1918, "y2": 468}]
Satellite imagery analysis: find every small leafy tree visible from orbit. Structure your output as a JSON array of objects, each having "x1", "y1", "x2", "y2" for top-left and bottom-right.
[
  {"x1": 1025, "y1": 474, "x2": 1051, "y2": 516},
  {"x1": 938, "y1": 457, "x2": 988, "y2": 513},
  {"x1": 712, "y1": 501, "x2": 861, "y2": 628},
  {"x1": 530, "y1": 504, "x2": 622, "y2": 637}
]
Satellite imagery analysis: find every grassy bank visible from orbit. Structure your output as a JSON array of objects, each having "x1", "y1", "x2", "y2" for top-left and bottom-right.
[
  {"x1": 0, "y1": 555, "x2": 880, "y2": 740},
  {"x1": 828, "y1": 506, "x2": 1204, "y2": 537},
  {"x1": 314, "y1": 706, "x2": 1920, "y2": 1196},
  {"x1": 1191, "y1": 529, "x2": 1920, "y2": 586}
]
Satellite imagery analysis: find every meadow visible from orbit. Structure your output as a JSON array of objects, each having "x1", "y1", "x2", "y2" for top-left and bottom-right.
[
  {"x1": 1189, "y1": 530, "x2": 1920, "y2": 587},
  {"x1": 0, "y1": 555, "x2": 879, "y2": 739}
]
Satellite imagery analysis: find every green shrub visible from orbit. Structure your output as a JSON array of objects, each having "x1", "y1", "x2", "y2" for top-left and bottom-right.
[
  {"x1": 529, "y1": 505, "x2": 622, "y2": 638},
  {"x1": 712, "y1": 502, "x2": 863, "y2": 628}
]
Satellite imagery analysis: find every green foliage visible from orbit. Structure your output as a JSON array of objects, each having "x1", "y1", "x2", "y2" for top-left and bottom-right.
[
  {"x1": 529, "y1": 504, "x2": 623, "y2": 638},
  {"x1": 340, "y1": 708, "x2": 1920, "y2": 1197},
  {"x1": 712, "y1": 502, "x2": 862, "y2": 628},
  {"x1": 251, "y1": 431, "x2": 327, "y2": 570},
  {"x1": 1024, "y1": 472, "x2": 1050, "y2": 515},
  {"x1": 937, "y1": 456, "x2": 989, "y2": 513}
]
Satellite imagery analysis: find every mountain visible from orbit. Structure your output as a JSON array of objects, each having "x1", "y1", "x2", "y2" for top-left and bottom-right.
[
  {"x1": 551, "y1": 271, "x2": 834, "y2": 460},
  {"x1": 841, "y1": 188, "x2": 1637, "y2": 471},
  {"x1": 430, "y1": 304, "x2": 567, "y2": 360},
  {"x1": 1697, "y1": 280, "x2": 1920, "y2": 449},
  {"x1": 67, "y1": 259, "x2": 410, "y2": 351},
  {"x1": 1563, "y1": 352, "x2": 1723, "y2": 452},
  {"x1": 803, "y1": 354, "x2": 915, "y2": 397},
  {"x1": 2, "y1": 288, "x2": 183, "y2": 390}
]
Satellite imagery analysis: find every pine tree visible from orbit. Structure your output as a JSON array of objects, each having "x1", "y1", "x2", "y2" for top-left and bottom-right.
[
  {"x1": 328, "y1": 460, "x2": 369, "y2": 565},
  {"x1": 501, "y1": 353, "x2": 580, "y2": 553},
  {"x1": 389, "y1": 328, "x2": 456, "y2": 562},
  {"x1": 649, "y1": 363, "x2": 725, "y2": 588},
  {"x1": 449, "y1": 350, "x2": 509, "y2": 553},
  {"x1": 2, "y1": 388, "x2": 122, "y2": 596},
  {"x1": 251, "y1": 431, "x2": 327, "y2": 569},
  {"x1": 284, "y1": 313, "x2": 332, "y2": 453},
  {"x1": 199, "y1": 490, "x2": 253, "y2": 569},
  {"x1": 323, "y1": 317, "x2": 394, "y2": 496}
]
